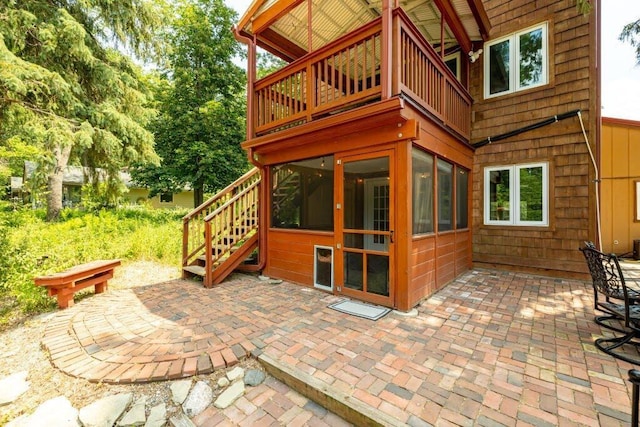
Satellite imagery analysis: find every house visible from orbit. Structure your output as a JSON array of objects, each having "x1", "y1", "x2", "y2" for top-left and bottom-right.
[
  {"x1": 182, "y1": 0, "x2": 599, "y2": 311},
  {"x1": 22, "y1": 161, "x2": 194, "y2": 209},
  {"x1": 600, "y1": 117, "x2": 640, "y2": 257}
]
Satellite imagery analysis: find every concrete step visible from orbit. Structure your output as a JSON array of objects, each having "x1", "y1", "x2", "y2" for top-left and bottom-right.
[{"x1": 258, "y1": 353, "x2": 405, "y2": 427}]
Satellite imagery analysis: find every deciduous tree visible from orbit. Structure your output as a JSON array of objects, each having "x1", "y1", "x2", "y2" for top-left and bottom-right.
[{"x1": 132, "y1": 0, "x2": 248, "y2": 208}]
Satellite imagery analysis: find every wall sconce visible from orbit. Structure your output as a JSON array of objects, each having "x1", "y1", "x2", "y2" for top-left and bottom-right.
[
  {"x1": 321, "y1": 157, "x2": 325, "y2": 168},
  {"x1": 469, "y1": 49, "x2": 483, "y2": 63}
]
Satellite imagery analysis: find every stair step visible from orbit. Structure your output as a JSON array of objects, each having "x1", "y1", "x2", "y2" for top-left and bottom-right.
[{"x1": 183, "y1": 265, "x2": 206, "y2": 277}]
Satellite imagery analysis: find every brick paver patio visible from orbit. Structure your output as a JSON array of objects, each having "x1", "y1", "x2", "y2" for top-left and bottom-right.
[{"x1": 42, "y1": 268, "x2": 640, "y2": 425}]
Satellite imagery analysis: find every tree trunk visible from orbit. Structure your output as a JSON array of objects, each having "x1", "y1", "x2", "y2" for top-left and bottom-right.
[
  {"x1": 46, "y1": 145, "x2": 72, "y2": 221},
  {"x1": 194, "y1": 184, "x2": 204, "y2": 208}
]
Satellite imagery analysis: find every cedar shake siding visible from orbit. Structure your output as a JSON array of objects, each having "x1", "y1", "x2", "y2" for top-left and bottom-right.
[{"x1": 469, "y1": 0, "x2": 598, "y2": 276}]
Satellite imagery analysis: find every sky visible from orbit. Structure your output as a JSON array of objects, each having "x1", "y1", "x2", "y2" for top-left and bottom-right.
[{"x1": 226, "y1": 0, "x2": 640, "y2": 122}]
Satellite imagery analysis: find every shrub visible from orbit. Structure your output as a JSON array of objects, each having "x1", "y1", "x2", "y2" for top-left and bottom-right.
[{"x1": 0, "y1": 202, "x2": 184, "y2": 328}]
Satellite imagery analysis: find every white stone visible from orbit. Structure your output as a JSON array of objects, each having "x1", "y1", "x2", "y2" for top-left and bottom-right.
[
  {"x1": 213, "y1": 381, "x2": 245, "y2": 409},
  {"x1": 217, "y1": 377, "x2": 230, "y2": 388},
  {"x1": 0, "y1": 371, "x2": 30, "y2": 406},
  {"x1": 182, "y1": 381, "x2": 212, "y2": 417},
  {"x1": 226, "y1": 366, "x2": 244, "y2": 382},
  {"x1": 170, "y1": 379, "x2": 192, "y2": 405},
  {"x1": 79, "y1": 393, "x2": 132, "y2": 427},
  {"x1": 10, "y1": 396, "x2": 79, "y2": 427},
  {"x1": 144, "y1": 403, "x2": 166, "y2": 427},
  {"x1": 169, "y1": 412, "x2": 196, "y2": 427},
  {"x1": 117, "y1": 396, "x2": 146, "y2": 426}
]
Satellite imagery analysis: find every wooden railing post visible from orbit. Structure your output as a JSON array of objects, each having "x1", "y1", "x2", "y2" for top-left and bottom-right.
[{"x1": 381, "y1": 0, "x2": 393, "y2": 99}]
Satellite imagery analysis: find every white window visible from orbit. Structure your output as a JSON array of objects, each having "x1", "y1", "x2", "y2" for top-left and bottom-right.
[
  {"x1": 484, "y1": 163, "x2": 548, "y2": 226},
  {"x1": 484, "y1": 23, "x2": 548, "y2": 98},
  {"x1": 444, "y1": 52, "x2": 461, "y2": 82}
]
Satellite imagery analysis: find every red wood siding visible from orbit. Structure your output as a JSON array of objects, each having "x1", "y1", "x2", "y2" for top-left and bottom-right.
[
  {"x1": 265, "y1": 230, "x2": 334, "y2": 286},
  {"x1": 469, "y1": 0, "x2": 597, "y2": 277}
]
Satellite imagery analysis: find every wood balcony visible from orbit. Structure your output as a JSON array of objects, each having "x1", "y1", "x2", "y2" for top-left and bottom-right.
[{"x1": 251, "y1": 8, "x2": 472, "y2": 141}]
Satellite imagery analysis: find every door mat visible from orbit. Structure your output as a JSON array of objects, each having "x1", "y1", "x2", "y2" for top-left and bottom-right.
[{"x1": 328, "y1": 299, "x2": 391, "y2": 321}]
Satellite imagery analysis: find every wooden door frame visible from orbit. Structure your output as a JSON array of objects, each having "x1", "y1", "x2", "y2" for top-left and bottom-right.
[{"x1": 334, "y1": 148, "x2": 395, "y2": 308}]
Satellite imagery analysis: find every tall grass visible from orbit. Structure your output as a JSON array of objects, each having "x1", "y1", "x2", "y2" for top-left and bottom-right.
[{"x1": 0, "y1": 202, "x2": 186, "y2": 327}]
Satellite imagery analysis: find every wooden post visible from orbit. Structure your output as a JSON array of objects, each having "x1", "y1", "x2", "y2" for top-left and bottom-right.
[{"x1": 381, "y1": 0, "x2": 392, "y2": 99}]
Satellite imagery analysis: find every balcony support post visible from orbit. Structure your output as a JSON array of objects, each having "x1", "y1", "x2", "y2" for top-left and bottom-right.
[
  {"x1": 233, "y1": 27, "x2": 257, "y2": 139},
  {"x1": 381, "y1": 0, "x2": 393, "y2": 99}
]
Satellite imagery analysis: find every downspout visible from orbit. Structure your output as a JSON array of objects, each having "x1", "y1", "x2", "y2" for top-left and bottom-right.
[
  {"x1": 233, "y1": 26, "x2": 267, "y2": 272},
  {"x1": 578, "y1": 111, "x2": 603, "y2": 250}
]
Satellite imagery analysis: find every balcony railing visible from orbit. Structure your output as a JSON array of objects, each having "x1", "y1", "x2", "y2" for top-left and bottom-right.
[{"x1": 252, "y1": 8, "x2": 471, "y2": 140}]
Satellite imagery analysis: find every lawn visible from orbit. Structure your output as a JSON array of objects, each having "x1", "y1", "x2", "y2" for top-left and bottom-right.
[{"x1": 0, "y1": 202, "x2": 186, "y2": 329}]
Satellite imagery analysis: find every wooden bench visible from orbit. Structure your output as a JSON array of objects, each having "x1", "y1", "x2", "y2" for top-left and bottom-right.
[{"x1": 34, "y1": 259, "x2": 121, "y2": 309}]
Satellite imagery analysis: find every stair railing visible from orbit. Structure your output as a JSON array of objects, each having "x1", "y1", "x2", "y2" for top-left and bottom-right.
[
  {"x1": 203, "y1": 176, "x2": 260, "y2": 286},
  {"x1": 182, "y1": 168, "x2": 260, "y2": 271}
]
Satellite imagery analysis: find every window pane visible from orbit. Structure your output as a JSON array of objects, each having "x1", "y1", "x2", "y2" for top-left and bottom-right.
[
  {"x1": 456, "y1": 168, "x2": 469, "y2": 229},
  {"x1": 367, "y1": 254, "x2": 389, "y2": 296},
  {"x1": 344, "y1": 252, "x2": 363, "y2": 291},
  {"x1": 271, "y1": 156, "x2": 334, "y2": 230},
  {"x1": 489, "y1": 169, "x2": 510, "y2": 221},
  {"x1": 519, "y1": 166, "x2": 543, "y2": 221},
  {"x1": 412, "y1": 148, "x2": 433, "y2": 234},
  {"x1": 519, "y1": 28, "x2": 543, "y2": 88},
  {"x1": 489, "y1": 40, "x2": 510, "y2": 95},
  {"x1": 437, "y1": 159, "x2": 453, "y2": 231}
]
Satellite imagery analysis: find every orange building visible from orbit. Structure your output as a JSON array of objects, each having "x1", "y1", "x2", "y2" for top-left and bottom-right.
[
  {"x1": 182, "y1": 0, "x2": 600, "y2": 311},
  {"x1": 600, "y1": 117, "x2": 640, "y2": 256}
]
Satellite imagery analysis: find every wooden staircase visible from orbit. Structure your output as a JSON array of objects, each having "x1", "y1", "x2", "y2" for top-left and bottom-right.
[{"x1": 182, "y1": 168, "x2": 261, "y2": 287}]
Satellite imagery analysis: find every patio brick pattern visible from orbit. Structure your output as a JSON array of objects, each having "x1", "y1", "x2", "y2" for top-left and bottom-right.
[{"x1": 42, "y1": 268, "x2": 640, "y2": 425}]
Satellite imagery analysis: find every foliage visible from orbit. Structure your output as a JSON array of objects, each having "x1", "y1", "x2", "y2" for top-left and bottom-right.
[
  {"x1": 131, "y1": 0, "x2": 249, "y2": 207},
  {"x1": 575, "y1": 0, "x2": 592, "y2": 14},
  {"x1": 0, "y1": 202, "x2": 184, "y2": 327},
  {"x1": 620, "y1": 19, "x2": 640, "y2": 65},
  {"x1": 0, "y1": 0, "x2": 165, "y2": 220},
  {"x1": 257, "y1": 50, "x2": 287, "y2": 79}
]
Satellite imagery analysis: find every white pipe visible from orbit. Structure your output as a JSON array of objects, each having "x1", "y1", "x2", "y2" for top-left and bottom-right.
[{"x1": 578, "y1": 111, "x2": 602, "y2": 250}]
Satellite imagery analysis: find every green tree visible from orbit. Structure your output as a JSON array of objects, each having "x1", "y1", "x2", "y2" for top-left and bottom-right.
[
  {"x1": 0, "y1": 1, "x2": 163, "y2": 220},
  {"x1": 132, "y1": 0, "x2": 248, "y2": 207},
  {"x1": 620, "y1": 19, "x2": 640, "y2": 64}
]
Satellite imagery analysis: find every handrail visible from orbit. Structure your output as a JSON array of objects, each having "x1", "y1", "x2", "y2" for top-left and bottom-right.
[{"x1": 182, "y1": 168, "x2": 260, "y2": 269}]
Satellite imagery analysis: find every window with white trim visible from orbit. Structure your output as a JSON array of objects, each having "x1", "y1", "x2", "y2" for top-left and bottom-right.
[
  {"x1": 484, "y1": 163, "x2": 548, "y2": 226},
  {"x1": 484, "y1": 23, "x2": 548, "y2": 98}
]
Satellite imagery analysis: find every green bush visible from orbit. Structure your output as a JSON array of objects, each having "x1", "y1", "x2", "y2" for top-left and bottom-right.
[{"x1": 0, "y1": 202, "x2": 185, "y2": 328}]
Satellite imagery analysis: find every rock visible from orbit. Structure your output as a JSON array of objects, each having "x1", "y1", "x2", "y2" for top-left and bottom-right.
[
  {"x1": 213, "y1": 381, "x2": 245, "y2": 409},
  {"x1": 182, "y1": 381, "x2": 212, "y2": 418},
  {"x1": 0, "y1": 371, "x2": 30, "y2": 406},
  {"x1": 117, "y1": 396, "x2": 146, "y2": 426},
  {"x1": 144, "y1": 403, "x2": 166, "y2": 427},
  {"x1": 169, "y1": 412, "x2": 196, "y2": 427},
  {"x1": 170, "y1": 379, "x2": 192, "y2": 405},
  {"x1": 217, "y1": 377, "x2": 230, "y2": 388},
  {"x1": 226, "y1": 366, "x2": 244, "y2": 382},
  {"x1": 9, "y1": 396, "x2": 79, "y2": 427},
  {"x1": 79, "y1": 393, "x2": 132, "y2": 427},
  {"x1": 244, "y1": 369, "x2": 266, "y2": 387}
]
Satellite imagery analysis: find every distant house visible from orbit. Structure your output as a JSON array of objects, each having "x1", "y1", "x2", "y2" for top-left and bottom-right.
[
  {"x1": 601, "y1": 117, "x2": 640, "y2": 257},
  {"x1": 22, "y1": 161, "x2": 194, "y2": 209}
]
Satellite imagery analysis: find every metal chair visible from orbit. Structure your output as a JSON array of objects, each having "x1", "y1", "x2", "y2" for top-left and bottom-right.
[
  {"x1": 580, "y1": 243, "x2": 640, "y2": 365},
  {"x1": 580, "y1": 243, "x2": 640, "y2": 334}
]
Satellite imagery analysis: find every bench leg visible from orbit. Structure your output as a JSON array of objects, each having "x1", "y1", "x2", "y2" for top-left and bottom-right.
[
  {"x1": 56, "y1": 290, "x2": 74, "y2": 309},
  {"x1": 95, "y1": 281, "x2": 108, "y2": 294}
]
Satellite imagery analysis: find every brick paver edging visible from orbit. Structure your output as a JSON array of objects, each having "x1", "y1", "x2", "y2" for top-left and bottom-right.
[{"x1": 41, "y1": 280, "x2": 250, "y2": 383}]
